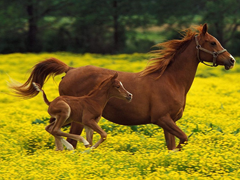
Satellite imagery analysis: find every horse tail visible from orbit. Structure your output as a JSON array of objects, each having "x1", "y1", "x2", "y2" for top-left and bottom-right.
[
  {"x1": 9, "y1": 58, "x2": 71, "y2": 99},
  {"x1": 32, "y1": 82, "x2": 51, "y2": 106}
]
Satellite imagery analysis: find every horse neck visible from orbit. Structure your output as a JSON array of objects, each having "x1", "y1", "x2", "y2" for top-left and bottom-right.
[
  {"x1": 165, "y1": 39, "x2": 199, "y2": 94},
  {"x1": 88, "y1": 86, "x2": 111, "y2": 108}
]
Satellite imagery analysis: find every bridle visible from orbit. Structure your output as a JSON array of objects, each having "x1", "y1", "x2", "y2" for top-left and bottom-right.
[{"x1": 195, "y1": 35, "x2": 227, "y2": 67}]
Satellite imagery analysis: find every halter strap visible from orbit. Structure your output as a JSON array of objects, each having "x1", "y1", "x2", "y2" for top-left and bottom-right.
[{"x1": 195, "y1": 35, "x2": 227, "y2": 67}]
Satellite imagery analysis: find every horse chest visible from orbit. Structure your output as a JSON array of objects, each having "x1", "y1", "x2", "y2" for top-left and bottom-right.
[
  {"x1": 151, "y1": 89, "x2": 185, "y2": 121},
  {"x1": 169, "y1": 96, "x2": 185, "y2": 121},
  {"x1": 172, "y1": 107, "x2": 184, "y2": 122}
]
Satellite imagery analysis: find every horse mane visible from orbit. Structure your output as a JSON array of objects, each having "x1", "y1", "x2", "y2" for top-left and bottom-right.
[
  {"x1": 141, "y1": 25, "x2": 204, "y2": 78},
  {"x1": 87, "y1": 75, "x2": 113, "y2": 96}
]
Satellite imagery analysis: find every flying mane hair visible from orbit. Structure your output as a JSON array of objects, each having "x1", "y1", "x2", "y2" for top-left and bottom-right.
[
  {"x1": 87, "y1": 74, "x2": 116, "y2": 96},
  {"x1": 141, "y1": 25, "x2": 204, "y2": 79}
]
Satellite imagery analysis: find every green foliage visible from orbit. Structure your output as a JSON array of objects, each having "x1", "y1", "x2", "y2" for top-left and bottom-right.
[
  {"x1": 32, "y1": 117, "x2": 49, "y2": 125},
  {"x1": 1, "y1": 0, "x2": 240, "y2": 55}
]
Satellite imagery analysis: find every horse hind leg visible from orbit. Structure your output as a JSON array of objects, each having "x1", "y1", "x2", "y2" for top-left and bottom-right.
[
  {"x1": 45, "y1": 122, "x2": 65, "y2": 150},
  {"x1": 47, "y1": 117, "x2": 74, "y2": 150},
  {"x1": 52, "y1": 128, "x2": 90, "y2": 148},
  {"x1": 154, "y1": 114, "x2": 188, "y2": 150},
  {"x1": 46, "y1": 101, "x2": 88, "y2": 150},
  {"x1": 54, "y1": 136, "x2": 64, "y2": 151},
  {"x1": 50, "y1": 116, "x2": 90, "y2": 148}
]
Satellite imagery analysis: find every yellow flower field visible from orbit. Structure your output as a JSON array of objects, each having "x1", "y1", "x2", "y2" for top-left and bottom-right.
[{"x1": 0, "y1": 53, "x2": 240, "y2": 179}]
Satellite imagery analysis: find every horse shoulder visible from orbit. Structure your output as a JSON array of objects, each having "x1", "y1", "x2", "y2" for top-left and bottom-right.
[
  {"x1": 150, "y1": 77, "x2": 186, "y2": 121},
  {"x1": 81, "y1": 103, "x2": 102, "y2": 124}
]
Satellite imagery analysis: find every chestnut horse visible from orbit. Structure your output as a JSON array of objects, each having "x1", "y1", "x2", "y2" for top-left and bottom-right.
[
  {"x1": 10, "y1": 24, "x2": 235, "y2": 150},
  {"x1": 32, "y1": 73, "x2": 132, "y2": 150}
]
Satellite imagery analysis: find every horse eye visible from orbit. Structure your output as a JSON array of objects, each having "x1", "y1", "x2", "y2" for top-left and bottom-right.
[
  {"x1": 116, "y1": 86, "x2": 120, "y2": 89},
  {"x1": 211, "y1": 42, "x2": 216, "y2": 46}
]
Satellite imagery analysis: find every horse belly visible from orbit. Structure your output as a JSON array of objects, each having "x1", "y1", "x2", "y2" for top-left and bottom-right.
[{"x1": 102, "y1": 99, "x2": 151, "y2": 125}]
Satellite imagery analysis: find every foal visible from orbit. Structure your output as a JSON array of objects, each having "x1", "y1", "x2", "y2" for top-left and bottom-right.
[{"x1": 33, "y1": 72, "x2": 132, "y2": 150}]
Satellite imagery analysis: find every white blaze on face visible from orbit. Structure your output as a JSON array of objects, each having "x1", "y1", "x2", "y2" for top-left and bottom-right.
[
  {"x1": 120, "y1": 81, "x2": 124, "y2": 88},
  {"x1": 230, "y1": 54, "x2": 236, "y2": 63},
  {"x1": 119, "y1": 81, "x2": 125, "y2": 93},
  {"x1": 229, "y1": 54, "x2": 236, "y2": 69},
  {"x1": 120, "y1": 81, "x2": 128, "y2": 93},
  {"x1": 119, "y1": 81, "x2": 132, "y2": 101}
]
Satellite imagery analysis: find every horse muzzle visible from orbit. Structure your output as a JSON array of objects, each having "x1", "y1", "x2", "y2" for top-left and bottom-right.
[
  {"x1": 126, "y1": 93, "x2": 133, "y2": 102},
  {"x1": 224, "y1": 55, "x2": 235, "y2": 70}
]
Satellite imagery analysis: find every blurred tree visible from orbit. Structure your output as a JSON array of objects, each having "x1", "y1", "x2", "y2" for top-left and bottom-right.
[
  {"x1": 69, "y1": 0, "x2": 153, "y2": 53},
  {"x1": 149, "y1": 0, "x2": 240, "y2": 55},
  {"x1": 0, "y1": 0, "x2": 153, "y2": 53},
  {"x1": 151, "y1": 0, "x2": 203, "y2": 28},
  {"x1": 25, "y1": 0, "x2": 75, "y2": 52},
  {"x1": 202, "y1": 0, "x2": 240, "y2": 48},
  {"x1": 0, "y1": 0, "x2": 239, "y2": 54},
  {"x1": 0, "y1": 0, "x2": 73, "y2": 52}
]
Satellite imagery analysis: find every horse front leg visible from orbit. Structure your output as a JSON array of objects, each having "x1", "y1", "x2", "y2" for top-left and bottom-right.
[
  {"x1": 83, "y1": 119, "x2": 107, "y2": 149},
  {"x1": 84, "y1": 126, "x2": 93, "y2": 147},
  {"x1": 67, "y1": 122, "x2": 84, "y2": 148},
  {"x1": 84, "y1": 116, "x2": 101, "y2": 147},
  {"x1": 163, "y1": 130, "x2": 176, "y2": 150},
  {"x1": 153, "y1": 114, "x2": 188, "y2": 150}
]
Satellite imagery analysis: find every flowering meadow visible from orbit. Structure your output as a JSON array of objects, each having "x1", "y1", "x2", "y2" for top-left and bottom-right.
[{"x1": 0, "y1": 53, "x2": 240, "y2": 179}]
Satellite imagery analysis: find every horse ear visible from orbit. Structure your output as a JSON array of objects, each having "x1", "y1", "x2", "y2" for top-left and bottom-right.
[
  {"x1": 112, "y1": 72, "x2": 118, "y2": 79},
  {"x1": 202, "y1": 23, "x2": 208, "y2": 35}
]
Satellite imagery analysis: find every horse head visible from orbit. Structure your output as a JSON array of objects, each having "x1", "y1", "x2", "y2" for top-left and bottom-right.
[
  {"x1": 195, "y1": 23, "x2": 235, "y2": 70},
  {"x1": 110, "y1": 72, "x2": 132, "y2": 102}
]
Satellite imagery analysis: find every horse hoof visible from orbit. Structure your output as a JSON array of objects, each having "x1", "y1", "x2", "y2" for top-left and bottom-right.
[
  {"x1": 61, "y1": 139, "x2": 74, "y2": 150},
  {"x1": 168, "y1": 149, "x2": 179, "y2": 153}
]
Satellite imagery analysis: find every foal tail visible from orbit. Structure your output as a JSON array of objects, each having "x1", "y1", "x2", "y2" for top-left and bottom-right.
[
  {"x1": 9, "y1": 58, "x2": 72, "y2": 99},
  {"x1": 32, "y1": 82, "x2": 50, "y2": 106}
]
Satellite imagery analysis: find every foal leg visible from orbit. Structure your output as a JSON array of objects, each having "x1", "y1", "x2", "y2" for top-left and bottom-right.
[
  {"x1": 46, "y1": 122, "x2": 64, "y2": 150},
  {"x1": 51, "y1": 117, "x2": 90, "y2": 147},
  {"x1": 83, "y1": 119, "x2": 107, "y2": 149},
  {"x1": 48, "y1": 102, "x2": 89, "y2": 149},
  {"x1": 153, "y1": 114, "x2": 187, "y2": 150},
  {"x1": 54, "y1": 136, "x2": 64, "y2": 150},
  {"x1": 85, "y1": 126, "x2": 93, "y2": 147},
  {"x1": 84, "y1": 116, "x2": 100, "y2": 146},
  {"x1": 67, "y1": 122, "x2": 84, "y2": 149}
]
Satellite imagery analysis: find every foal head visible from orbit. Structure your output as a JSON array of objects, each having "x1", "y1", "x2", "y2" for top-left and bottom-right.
[
  {"x1": 99, "y1": 72, "x2": 132, "y2": 102},
  {"x1": 110, "y1": 73, "x2": 132, "y2": 102},
  {"x1": 196, "y1": 24, "x2": 235, "y2": 70}
]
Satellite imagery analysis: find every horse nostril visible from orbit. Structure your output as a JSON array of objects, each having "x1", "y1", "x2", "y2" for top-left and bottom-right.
[
  {"x1": 126, "y1": 93, "x2": 133, "y2": 102},
  {"x1": 230, "y1": 58, "x2": 235, "y2": 64}
]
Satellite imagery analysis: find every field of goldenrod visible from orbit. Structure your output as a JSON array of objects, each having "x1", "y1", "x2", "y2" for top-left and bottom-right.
[{"x1": 0, "y1": 53, "x2": 240, "y2": 179}]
